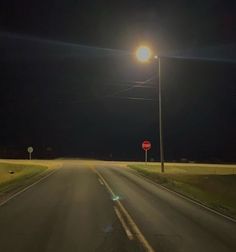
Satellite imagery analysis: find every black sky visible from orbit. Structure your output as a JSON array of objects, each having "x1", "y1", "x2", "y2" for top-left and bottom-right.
[
  {"x1": 1, "y1": 1, "x2": 235, "y2": 49},
  {"x1": 0, "y1": 0, "x2": 235, "y2": 161}
]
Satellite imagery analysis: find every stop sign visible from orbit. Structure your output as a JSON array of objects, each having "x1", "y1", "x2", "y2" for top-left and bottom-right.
[{"x1": 142, "y1": 140, "x2": 151, "y2": 151}]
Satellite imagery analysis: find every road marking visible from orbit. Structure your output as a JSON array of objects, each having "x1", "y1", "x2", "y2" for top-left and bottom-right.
[
  {"x1": 131, "y1": 169, "x2": 236, "y2": 223},
  {"x1": 93, "y1": 168, "x2": 155, "y2": 252},
  {"x1": 98, "y1": 178, "x2": 104, "y2": 185},
  {"x1": 0, "y1": 169, "x2": 58, "y2": 207},
  {"x1": 114, "y1": 206, "x2": 134, "y2": 240}
]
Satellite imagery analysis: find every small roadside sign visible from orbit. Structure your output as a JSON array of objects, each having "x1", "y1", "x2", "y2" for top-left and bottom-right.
[
  {"x1": 27, "y1": 146, "x2": 33, "y2": 160},
  {"x1": 142, "y1": 140, "x2": 151, "y2": 151}
]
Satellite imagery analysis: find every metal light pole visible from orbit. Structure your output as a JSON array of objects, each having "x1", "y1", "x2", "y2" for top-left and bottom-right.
[
  {"x1": 136, "y1": 46, "x2": 165, "y2": 172},
  {"x1": 158, "y1": 57, "x2": 165, "y2": 172}
]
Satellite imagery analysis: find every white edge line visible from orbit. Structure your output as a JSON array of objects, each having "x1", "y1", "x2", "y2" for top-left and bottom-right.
[
  {"x1": 130, "y1": 169, "x2": 236, "y2": 223},
  {"x1": 114, "y1": 206, "x2": 134, "y2": 240},
  {"x1": 0, "y1": 169, "x2": 58, "y2": 207}
]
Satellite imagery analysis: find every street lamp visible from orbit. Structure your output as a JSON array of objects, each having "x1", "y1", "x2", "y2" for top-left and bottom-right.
[
  {"x1": 135, "y1": 46, "x2": 165, "y2": 172},
  {"x1": 136, "y1": 46, "x2": 152, "y2": 63}
]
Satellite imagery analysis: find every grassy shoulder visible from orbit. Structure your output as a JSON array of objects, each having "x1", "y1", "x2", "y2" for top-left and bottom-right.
[
  {"x1": 128, "y1": 164, "x2": 236, "y2": 219},
  {"x1": 0, "y1": 162, "x2": 48, "y2": 195}
]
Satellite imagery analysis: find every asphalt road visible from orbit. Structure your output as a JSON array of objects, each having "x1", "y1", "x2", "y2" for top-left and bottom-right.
[{"x1": 0, "y1": 160, "x2": 236, "y2": 252}]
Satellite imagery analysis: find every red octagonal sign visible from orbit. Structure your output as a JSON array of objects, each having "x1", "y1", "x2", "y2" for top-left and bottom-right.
[{"x1": 142, "y1": 140, "x2": 151, "y2": 151}]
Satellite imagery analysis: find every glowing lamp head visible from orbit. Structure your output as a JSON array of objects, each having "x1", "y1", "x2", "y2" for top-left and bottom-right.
[{"x1": 136, "y1": 46, "x2": 152, "y2": 62}]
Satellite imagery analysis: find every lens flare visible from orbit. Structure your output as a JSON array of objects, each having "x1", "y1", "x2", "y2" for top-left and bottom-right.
[{"x1": 112, "y1": 195, "x2": 120, "y2": 201}]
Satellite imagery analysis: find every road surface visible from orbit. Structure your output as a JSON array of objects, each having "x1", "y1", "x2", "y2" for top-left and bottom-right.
[{"x1": 0, "y1": 160, "x2": 236, "y2": 252}]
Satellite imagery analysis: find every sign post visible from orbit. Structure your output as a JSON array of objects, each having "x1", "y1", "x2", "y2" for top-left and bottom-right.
[
  {"x1": 142, "y1": 140, "x2": 151, "y2": 165},
  {"x1": 27, "y1": 146, "x2": 33, "y2": 160},
  {"x1": 145, "y1": 149, "x2": 148, "y2": 164}
]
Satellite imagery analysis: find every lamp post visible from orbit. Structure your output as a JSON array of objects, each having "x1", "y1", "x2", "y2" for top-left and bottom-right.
[
  {"x1": 136, "y1": 46, "x2": 165, "y2": 172},
  {"x1": 158, "y1": 57, "x2": 164, "y2": 172}
]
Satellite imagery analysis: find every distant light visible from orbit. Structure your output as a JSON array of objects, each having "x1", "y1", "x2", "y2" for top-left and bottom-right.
[
  {"x1": 154, "y1": 55, "x2": 158, "y2": 59},
  {"x1": 136, "y1": 46, "x2": 152, "y2": 63}
]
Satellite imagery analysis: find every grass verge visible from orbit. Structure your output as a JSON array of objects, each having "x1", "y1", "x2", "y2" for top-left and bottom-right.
[
  {"x1": 0, "y1": 162, "x2": 48, "y2": 200},
  {"x1": 128, "y1": 164, "x2": 236, "y2": 219}
]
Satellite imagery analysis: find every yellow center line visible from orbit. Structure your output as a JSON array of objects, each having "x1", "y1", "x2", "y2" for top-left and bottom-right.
[
  {"x1": 92, "y1": 167, "x2": 155, "y2": 252},
  {"x1": 114, "y1": 206, "x2": 134, "y2": 240},
  {"x1": 98, "y1": 178, "x2": 104, "y2": 185}
]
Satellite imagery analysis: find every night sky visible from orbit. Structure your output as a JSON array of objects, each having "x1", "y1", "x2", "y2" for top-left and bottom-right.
[{"x1": 0, "y1": 0, "x2": 235, "y2": 162}]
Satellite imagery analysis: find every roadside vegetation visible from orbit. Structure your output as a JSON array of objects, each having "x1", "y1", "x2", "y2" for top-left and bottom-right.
[
  {"x1": 0, "y1": 162, "x2": 48, "y2": 197},
  {"x1": 0, "y1": 159, "x2": 62, "y2": 202},
  {"x1": 128, "y1": 163, "x2": 236, "y2": 219}
]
